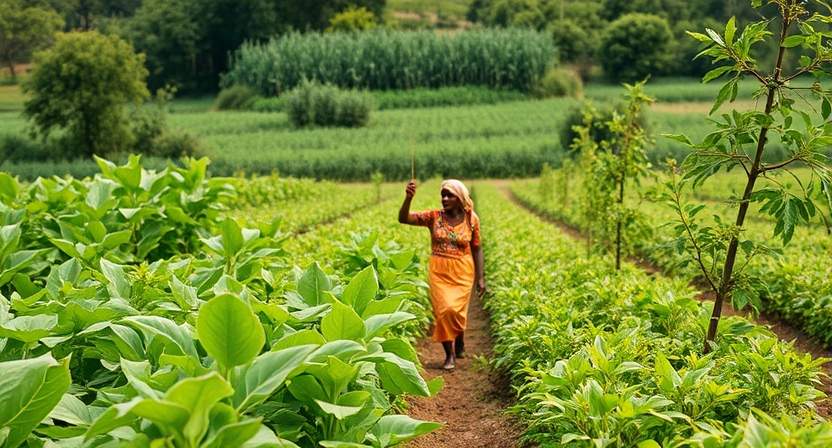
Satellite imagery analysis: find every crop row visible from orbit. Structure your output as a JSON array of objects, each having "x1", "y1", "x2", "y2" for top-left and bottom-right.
[
  {"x1": 0, "y1": 158, "x2": 441, "y2": 447},
  {"x1": 510, "y1": 169, "x2": 832, "y2": 349},
  {"x1": 221, "y1": 29, "x2": 555, "y2": 95},
  {"x1": 476, "y1": 183, "x2": 831, "y2": 446}
]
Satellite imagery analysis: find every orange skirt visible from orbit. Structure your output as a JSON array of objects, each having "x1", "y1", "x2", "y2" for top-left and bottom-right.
[{"x1": 428, "y1": 254, "x2": 475, "y2": 342}]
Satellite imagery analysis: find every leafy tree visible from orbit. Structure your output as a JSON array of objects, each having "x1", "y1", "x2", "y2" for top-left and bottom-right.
[
  {"x1": 22, "y1": 31, "x2": 149, "y2": 158},
  {"x1": 600, "y1": 0, "x2": 661, "y2": 21},
  {"x1": 478, "y1": 0, "x2": 546, "y2": 29},
  {"x1": 662, "y1": 0, "x2": 832, "y2": 353},
  {"x1": 0, "y1": 0, "x2": 63, "y2": 77},
  {"x1": 126, "y1": 0, "x2": 208, "y2": 93},
  {"x1": 548, "y1": 19, "x2": 598, "y2": 80},
  {"x1": 327, "y1": 6, "x2": 377, "y2": 32},
  {"x1": 599, "y1": 13, "x2": 674, "y2": 82}
]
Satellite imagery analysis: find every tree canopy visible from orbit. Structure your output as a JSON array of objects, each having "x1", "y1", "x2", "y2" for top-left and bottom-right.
[
  {"x1": 0, "y1": 0, "x2": 63, "y2": 76},
  {"x1": 22, "y1": 31, "x2": 149, "y2": 158}
]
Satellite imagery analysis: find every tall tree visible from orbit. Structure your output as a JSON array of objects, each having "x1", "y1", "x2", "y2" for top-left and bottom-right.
[
  {"x1": 0, "y1": 0, "x2": 63, "y2": 77},
  {"x1": 23, "y1": 31, "x2": 149, "y2": 158}
]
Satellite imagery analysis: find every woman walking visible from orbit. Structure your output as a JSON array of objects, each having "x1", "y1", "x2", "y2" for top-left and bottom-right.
[{"x1": 399, "y1": 179, "x2": 485, "y2": 370}]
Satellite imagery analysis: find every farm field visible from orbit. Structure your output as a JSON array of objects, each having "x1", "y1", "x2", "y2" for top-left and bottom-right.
[
  {"x1": 0, "y1": 77, "x2": 802, "y2": 181},
  {"x1": 1, "y1": 74, "x2": 832, "y2": 446},
  {"x1": 0, "y1": 153, "x2": 829, "y2": 446}
]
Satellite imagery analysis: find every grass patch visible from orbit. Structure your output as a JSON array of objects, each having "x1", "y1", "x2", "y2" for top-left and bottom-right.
[
  {"x1": 0, "y1": 85, "x2": 25, "y2": 112},
  {"x1": 386, "y1": 0, "x2": 474, "y2": 21}
]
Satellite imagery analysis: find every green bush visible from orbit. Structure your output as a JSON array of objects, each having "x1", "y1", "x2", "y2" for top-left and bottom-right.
[
  {"x1": 215, "y1": 85, "x2": 260, "y2": 110},
  {"x1": 150, "y1": 131, "x2": 210, "y2": 159},
  {"x1": 558, "y1": 101, "x2": 649, "y2": 155},
  {"x1": 0, "y1": 134, "x2": 54, "y2": 162},
  {"x1": 250, "y1": 96, "x2": 285, "y2": 112},
  {"x1": 532, "y1": 68, "x2": 583, "y2": 99},
  {"x1": 326, "y1": 6, "x2": 376, "y2": 32},
  {"x1": 285, "y1": 80, "x2": 372, "y2": 128}
]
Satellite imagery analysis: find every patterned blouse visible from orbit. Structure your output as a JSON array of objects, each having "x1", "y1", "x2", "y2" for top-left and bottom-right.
[{"x1": 411, "y1": 210, "x2": 481, "y2": 259}]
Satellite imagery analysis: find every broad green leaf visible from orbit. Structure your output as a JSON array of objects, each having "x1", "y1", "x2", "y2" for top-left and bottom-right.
[
  {"x1": 49, "y1": 394, "x2": 93, "y2": 426},
  {"x1": 100, "y1": 259, "x2": 130, "y2": 300},
  {"x1": 0, "y1": 172, "x2": 19, "y2": 201},
  {"x1": 380, "y1": 338, "x2": 419, "y2": 365},
  {"x1": 286, "y1": 375, "x2": 326, "y2": 406},
  {"x1": 306, "y1": 340, "x2": 367, "y2": 364},
  {"x1": 637, "y1": 441, "x2": 662, "y2": 448},
  {"x1": 130, "y1": 400, "x2": 191, "y2": 436},
  {"x1": 159, "y1": 373, "x2": 235, "y2": 446},
  {"x1": 120, "y1": 359, "x2": 163, "y2": 400},
  {"x1": 373, "y1": 353, "x2": 431, "y2": 397},
  {"x1": 298, "y1": 262, "x2": 330, "y2": 306},
  {"x1": 101, "y1": 229, "x2": 132, "y2": 250},
  {"x1": 123, "y1": 315, "x2": 199, "y2": 359},
  {"x1": 0, "y1": 314, "x2": 58, "y2": 343},
  {"x1": 365, "y1": 312, "x2": 415, "y2": 339},
  {"x1": 241, "y1": 425, "x2": 301, "y2": 448},
  {"x1": 235, "y1": 345, "x2": 318, "y2": 412},
  {"x1": 201, "y1": 418, "x2": 262, "y2": 448},
  {"x1": 84, "y1": 400, "x2": 141, "y2": 440},
  {"x1": 170, "y1": 275, "x2": 198, "y2": 311},
  {"x1": 315, "y1": 400, "x2": 363, "y2": 420},
  {"x1": 362, "y1": 296, "x2": 404, "y2": 318},
  {"x1": 321, "y1": 299, "x2": 365, "y2": 342},
  {"x1": 654, "y1": 352, "x2": 682, "y2": 393},
  {"x1": 197, "y1": 293, "x2": 265, "y2": 370},
  {"x1": 220, "y1": 217, "x2": 245, "y2": 259},
  {"x1": 0, "y1": 354, "x2": 71, "y2": 448},
  {"x1": 388, "y1": 250, "x2": 415, "y2": 271},
  {"x1": 272, "y1": 329, "x2": 326, "y2": 351},
  {"x1": 341, "y1": 265, "x2": 378, "y2": 315},
  {"x1": 369, "y1": 415, "x2": 443, "y2": 448},
  {"x1": 306, "y1": 357, "x2": 359, "y2": 400},
  {"x1": 87, "y1": 221, "x2": 107, "y2": 243},
  {"x1": 781, "y1": 35, "x2": 805, "y2": 47}
]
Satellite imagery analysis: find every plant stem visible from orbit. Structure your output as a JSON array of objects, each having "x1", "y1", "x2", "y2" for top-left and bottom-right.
[{"x1": 703, "y1": 12, "x2": 790, "y2": 354}]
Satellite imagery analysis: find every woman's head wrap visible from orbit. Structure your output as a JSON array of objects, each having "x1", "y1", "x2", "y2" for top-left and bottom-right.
[{"x1": 441, "y1": 179, "x2": 473, "y2": 212}]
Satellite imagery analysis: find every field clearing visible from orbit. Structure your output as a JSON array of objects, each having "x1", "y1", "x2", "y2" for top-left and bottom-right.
[{"x1": 0, "y1": 85, "x2": 25, "y2": 112}]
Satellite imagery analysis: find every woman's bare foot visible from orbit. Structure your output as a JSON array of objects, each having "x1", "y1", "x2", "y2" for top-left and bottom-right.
[{"x1": 442, "y1": 356, "x2": 455, "y2": 370}]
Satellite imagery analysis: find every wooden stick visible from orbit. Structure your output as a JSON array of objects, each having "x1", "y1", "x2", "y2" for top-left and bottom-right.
[{"x1": 410, "y1": 133, "x2": 415, "y2": 181}]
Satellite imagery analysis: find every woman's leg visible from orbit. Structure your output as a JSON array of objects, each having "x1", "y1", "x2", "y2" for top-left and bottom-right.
[
  {"x1": 454, "y1": 332, "x2": 465, "y2": 358},
  {"x1": 442, "y1": 341, "x2": 455, "y2": 369}
]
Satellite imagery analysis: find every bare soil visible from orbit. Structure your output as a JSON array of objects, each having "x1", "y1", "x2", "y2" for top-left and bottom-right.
[{"x1": 405, "y1": 291, "x2": 527, "y2": 448}]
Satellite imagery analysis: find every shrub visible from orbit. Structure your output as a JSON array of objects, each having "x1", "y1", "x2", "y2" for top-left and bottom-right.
[
  {"x1": 327, "y1": 6, "x2": 376, "y2": 32},
  {"x1": 285, "y1": 80, "x2": 372, "y2": 128},
  {"x1": 558, "y1": 101, "x2": 650, "y2": 155},
  {"x1": 215, "y1": 85, "x2": 260, "y2": 111},
  {"x1": 0, "y1": 134, "x2": 54, "y2": 162},
  {"x1": 532, "y1": 68, "x2": 583, "y2": 99},
  {"x1": 250, "y1": 96, "x2": 285, "y2": 112},
  {"x1": 149, "y1": 131, "x2": 209, "y2": 159}
]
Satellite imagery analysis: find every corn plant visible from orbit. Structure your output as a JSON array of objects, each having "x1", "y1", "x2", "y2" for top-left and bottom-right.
[
  {"x1": 222, "y1": 28, "x2": 555, "y2": 95},
  {"x1": 662, "y1": 0, "x2": 832, "y2": 353}
]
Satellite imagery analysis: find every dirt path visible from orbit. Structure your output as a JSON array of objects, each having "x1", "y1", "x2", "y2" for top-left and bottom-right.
[{"x1": 405, "y1": 290, "x2": 527, "y2": 448}]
